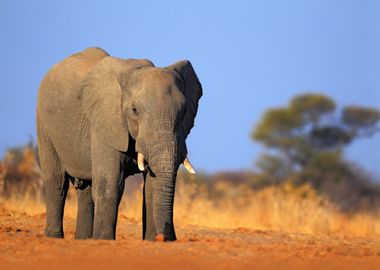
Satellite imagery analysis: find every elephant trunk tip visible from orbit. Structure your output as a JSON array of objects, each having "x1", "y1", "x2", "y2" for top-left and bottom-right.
[
  {"x1": 153, "y1": 233, "x2": 176, "y2": 242},
  {"x1": 154, "y1": 234, "x2": 165, "y2": 242}
]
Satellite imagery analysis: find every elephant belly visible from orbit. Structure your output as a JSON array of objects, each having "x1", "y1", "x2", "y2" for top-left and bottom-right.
[
  {"x1": 51, "y1": 126, "x2": 93, "y2": 179},
  {"x1": 64, "y1": 165, "x2": 92, "y2": 180}
]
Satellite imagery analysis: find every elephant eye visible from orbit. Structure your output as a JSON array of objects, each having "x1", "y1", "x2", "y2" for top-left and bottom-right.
[{"x1": 132, "y1": 107, "x2": 138, "y2": 114}]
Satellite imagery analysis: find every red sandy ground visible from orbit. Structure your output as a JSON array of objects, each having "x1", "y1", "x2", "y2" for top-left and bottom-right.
[{"x1": 0, "y1": 207, "x2": 380, "y2": 270}]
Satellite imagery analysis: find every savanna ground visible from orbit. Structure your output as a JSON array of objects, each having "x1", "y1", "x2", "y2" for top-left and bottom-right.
[{"x1": 1, "y1": 147, "x2": 380, "y2": 270}]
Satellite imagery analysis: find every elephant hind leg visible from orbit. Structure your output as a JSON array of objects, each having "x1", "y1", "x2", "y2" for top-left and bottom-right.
[
  {"x1": 75, "y1": 180, "x2": 94, "y2": 239},
  {"x1": 37, "y1": 128, "x2": 68, "y2": 238}
]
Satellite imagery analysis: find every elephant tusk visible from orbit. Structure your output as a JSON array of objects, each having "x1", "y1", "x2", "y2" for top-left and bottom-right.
[
  {"x1": 137, "y1": 152, "x2": 145, "y2": 171},
  {"x1": 183, "y1": 157, "x2": 196, "y2": 174}
]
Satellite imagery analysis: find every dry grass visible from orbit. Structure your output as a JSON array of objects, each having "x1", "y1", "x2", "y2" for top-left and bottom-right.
[
  {"x1": 2, "y1": 146, "x2": 380, "y2": 238},
  {"x1": 1, "y1": 173, "x2": 380, "y2": 239},
  {"x1": 173, "y1": 178, "x2": 380, "y2": 238}
]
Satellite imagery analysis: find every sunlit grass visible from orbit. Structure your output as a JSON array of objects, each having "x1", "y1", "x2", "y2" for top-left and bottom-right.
[{"x1": 1, "y1": 175, "x2": 380, "y2": 239}]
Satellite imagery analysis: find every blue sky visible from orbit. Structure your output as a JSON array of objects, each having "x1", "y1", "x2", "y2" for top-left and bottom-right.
[{"x1": 0, "y1": 1, "x2": 379, "y2": 177}]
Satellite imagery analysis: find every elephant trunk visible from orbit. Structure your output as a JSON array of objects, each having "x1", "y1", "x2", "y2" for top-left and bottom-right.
[{"x1": 142, "y1": 133, "x2": 181, "y2": 241}]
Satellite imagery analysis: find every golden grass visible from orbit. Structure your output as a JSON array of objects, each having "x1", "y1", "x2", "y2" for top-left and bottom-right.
[
  {"x1": 173, "y1": 179, "x2": 380, "y2": 238},
  {"x1": 1, "y1": 175, "x2": 380, "y2": 239}
]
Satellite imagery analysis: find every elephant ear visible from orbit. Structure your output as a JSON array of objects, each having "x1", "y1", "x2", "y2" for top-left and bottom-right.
[
  {"x1": 81, "y1": 57, "x2": 154, "y2": 151},
  {"x1": 167, "y1": 60, "x2": 203, "y2": 139}
]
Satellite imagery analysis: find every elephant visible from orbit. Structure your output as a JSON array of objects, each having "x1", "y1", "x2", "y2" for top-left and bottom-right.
[{"x1": 36, "y1": 47, "x2": 202, "y2": 241}]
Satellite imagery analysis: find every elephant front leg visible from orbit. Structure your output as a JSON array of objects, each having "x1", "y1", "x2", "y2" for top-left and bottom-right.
[
  {"x1": 92, "y1": 178, "x2": 124, "y2": 239},
  {"x1": 75, "y1": 180, "x2": 94, "y2": 239},
  {"x1": 91, "y1": 142, "x2": 124, "y2": 240},
  {"x1": 142, "y1": 172, "x2": 156, "y2": 240}
]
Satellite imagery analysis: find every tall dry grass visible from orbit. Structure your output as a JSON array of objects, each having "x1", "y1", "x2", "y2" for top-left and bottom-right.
[
  {"x1": 1, "y1": 145, "x2": 380, "y2": 238},
  {"x1": 1, "y1": 172, "x2": 380, "y2": 239}
]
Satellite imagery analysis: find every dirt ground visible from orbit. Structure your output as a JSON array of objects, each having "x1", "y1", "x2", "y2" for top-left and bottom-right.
[{"x1": 1, "y1": 206, "x2": 380, "y2": 270}]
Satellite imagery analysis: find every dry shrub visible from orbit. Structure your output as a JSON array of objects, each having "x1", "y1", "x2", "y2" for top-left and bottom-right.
[{"x1": 0, "y1": 146, "x2": 42, "y2": 200}]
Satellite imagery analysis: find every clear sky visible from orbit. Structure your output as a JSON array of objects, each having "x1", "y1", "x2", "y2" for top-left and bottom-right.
[{"x1": 0, "y1": 0, "x2": 379, "y2": 177}]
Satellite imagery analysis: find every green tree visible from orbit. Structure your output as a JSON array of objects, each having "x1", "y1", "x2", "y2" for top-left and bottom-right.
[{"x1": 252, "y1": 93, "x2": 380, "y2": 188}]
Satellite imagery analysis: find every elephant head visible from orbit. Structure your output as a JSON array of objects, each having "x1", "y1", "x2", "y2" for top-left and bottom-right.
[{"x1": 81, "y1": 54, "x2": 202, "y2": 241}]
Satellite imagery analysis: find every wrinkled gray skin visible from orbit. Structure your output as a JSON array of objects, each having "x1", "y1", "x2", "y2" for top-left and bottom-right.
[{"x1": 36, "y1": 48, "x2": 202, "y2": 241}]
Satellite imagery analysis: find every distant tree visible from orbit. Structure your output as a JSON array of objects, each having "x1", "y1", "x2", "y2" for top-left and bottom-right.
[{"x1": 252, "y1": 93, "x2": 380, "y2": 191}]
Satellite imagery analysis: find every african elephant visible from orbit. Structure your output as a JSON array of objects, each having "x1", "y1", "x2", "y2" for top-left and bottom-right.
[{"x1": 36, "y1": 47, "x2": 202, "y2": 241}]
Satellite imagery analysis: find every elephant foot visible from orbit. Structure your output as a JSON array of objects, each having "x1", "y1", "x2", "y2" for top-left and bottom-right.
[
  {"x1": 144, "y1": 226, "x2": 177, "y2": 241},
  {"x1": 92, "y1": 231, "x2": 115, "y2": 240},
  {"x1": 75, "y1": 228, "x2": 93, "y2": 240},
  {"x1": 144, "y1": 233, "x2": 176, "y2": 241},
  {"x1": 45, "y1": 230, "x2": 64, "y2": 238}
]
